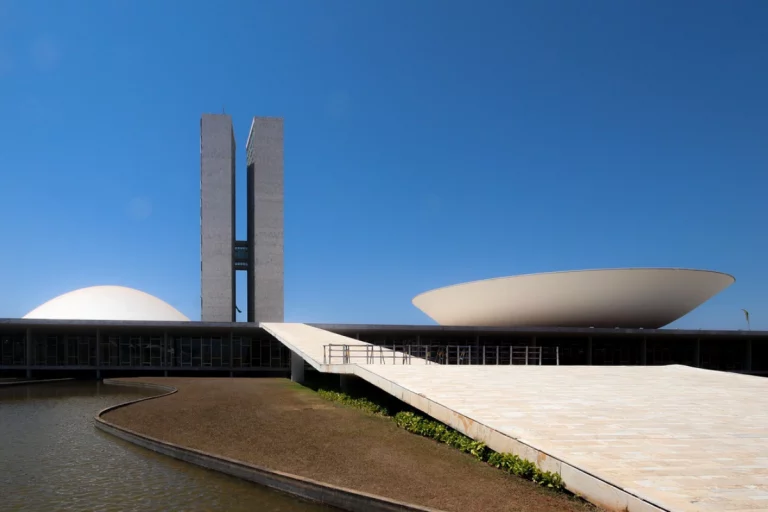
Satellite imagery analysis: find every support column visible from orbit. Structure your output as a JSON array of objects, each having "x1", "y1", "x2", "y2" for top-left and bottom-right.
[
  {"x1": 745, "y1": 339, "x2": 753, "y2": 372},
  {"x1": 641, "y1": 337, "x2": 647, "y2": 366},
  {"x1": 586, "y1": 337, "x2": 593, "y2": 365},
  {"x1": 229, "y1": 329, "x2": 235, "y2": 379},
  {"x1": 229, "y1": 331, "x2": 234, "y2": 378},
  {"x1": 95, "y1": 329, "x2": 101, "y2": 380},
  {"x1": 162, "y1": 331, "x2": 168, "y2": 368},
  {"x1": 163, "y1": 330, "x2": 169, "y2": 377},
  {"x1": 25, "y1": 328, "x2": 33, "y2": 379},
  {"x1": 339, "y1": 374, "x2": 355, "y2": 393},
  {"x1": 694, "y1": 338, "x2": 701, "y2": 368},
  {"x1": 168, "y1": 333, "x2": 175, "y2": 368},
  {"x1": 290, "y1": 350, "x2": 305, "y2": 384}
]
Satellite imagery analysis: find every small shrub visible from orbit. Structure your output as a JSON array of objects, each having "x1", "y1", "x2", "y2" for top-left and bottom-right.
[
  {"x1": 316, "y1": 389, "x2": 389, "y2": 416},
  {"x1": 394, "y1": 411, "x2": 563, "y2": 492},
  {"x1": 534, "y1": 470, "x2": 564, "y2": 490},
  {"x1": 318, "y1": 390, "x2": 564, "y2": 492},
  {"x1": 394, "y1": 411, "x2": 488, "y2": 460}
]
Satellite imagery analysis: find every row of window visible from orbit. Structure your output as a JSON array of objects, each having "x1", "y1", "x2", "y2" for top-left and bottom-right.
[{"x1": 0, "y1": 335, "x2": 289, "y2": 368}]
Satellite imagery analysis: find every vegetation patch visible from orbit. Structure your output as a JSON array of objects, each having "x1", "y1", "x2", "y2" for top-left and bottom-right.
[
  {"x1": 393, "y1": 411, "x2": 489, "y2": 459},
  {"x1": 316, "y1": 389, "x2": 389, "y2": 416},
  {"x1": 317, "y1": 388, "x2": 565, "y2": 492}
]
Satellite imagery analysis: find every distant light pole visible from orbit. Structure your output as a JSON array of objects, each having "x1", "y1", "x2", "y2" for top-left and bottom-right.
[{"x1": 742, "y1": 309, "x2": 751, "y2": 330}]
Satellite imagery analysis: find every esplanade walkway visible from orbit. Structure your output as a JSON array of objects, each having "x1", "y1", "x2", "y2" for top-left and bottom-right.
[{"x1": 263, "y1": 322, "x2": 768, "y2": 512}]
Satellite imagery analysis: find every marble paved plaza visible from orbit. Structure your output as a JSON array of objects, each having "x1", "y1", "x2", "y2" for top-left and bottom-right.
[
  {"x1": 364, "y1": 365, "x2": 768, "y2": 512},
  {"x1": 263, "y1": 323, "x2": 768, "y2": 511}
]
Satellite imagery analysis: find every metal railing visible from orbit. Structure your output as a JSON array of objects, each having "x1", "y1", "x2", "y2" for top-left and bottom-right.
[{"x1": 323, "y1": 344, "x2": 560, "y2": 366}]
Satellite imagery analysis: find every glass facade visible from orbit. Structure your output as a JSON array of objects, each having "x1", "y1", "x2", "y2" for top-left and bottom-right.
[
  {"x1": 1, "y1": 324, "x2": 764, "y2": 376},
  {"x1": 348, "y1": 331, "x2": 762, "y2": 375},
  {"x1": 0, "y1": 328, "x2": 290, "y2": 370}
]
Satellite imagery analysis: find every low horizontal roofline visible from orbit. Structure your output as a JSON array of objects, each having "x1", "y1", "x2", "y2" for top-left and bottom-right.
[{"x1": 0, "y1": 318, "x2": 763, "y2": 337}]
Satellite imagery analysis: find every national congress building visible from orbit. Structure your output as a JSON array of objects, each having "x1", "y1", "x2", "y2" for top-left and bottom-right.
[
  {"x1": 1, "y1": 115, "x2": 766, "y2": 379},
  {"x1": 200, "y1": 114, "x2": 284, "y2": 324}
]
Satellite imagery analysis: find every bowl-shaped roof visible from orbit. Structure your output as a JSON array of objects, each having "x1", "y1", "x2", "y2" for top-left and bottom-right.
[
  {"x1": 24, "y1": 285, "x2": 189, "y2": 322},
  {"x1": 412, "y1": 268, "x2": 734, "y2": 329}
]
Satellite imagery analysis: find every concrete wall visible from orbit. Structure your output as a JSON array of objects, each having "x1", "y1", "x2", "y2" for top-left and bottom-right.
[
  {"x1": 200, "y1": 114, "x2": 236, "y2": 322},
  {"x1": 246, "y1": 117, "x2": 284, "y2": 323}
]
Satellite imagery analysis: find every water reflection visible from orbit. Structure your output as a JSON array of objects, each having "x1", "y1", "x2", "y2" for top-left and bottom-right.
[{"x1": 0, "y1": 382, "x2": 333, "y2": 512}]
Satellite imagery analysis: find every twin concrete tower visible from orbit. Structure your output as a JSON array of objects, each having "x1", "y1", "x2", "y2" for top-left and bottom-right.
[{"x1": 200, "y1": 114, "x2": 284, "y2": 323}]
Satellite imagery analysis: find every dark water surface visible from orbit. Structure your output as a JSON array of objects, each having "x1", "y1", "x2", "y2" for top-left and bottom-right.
[{"x1": 0, "y1": 381, "x2": 333, "y2": 512}]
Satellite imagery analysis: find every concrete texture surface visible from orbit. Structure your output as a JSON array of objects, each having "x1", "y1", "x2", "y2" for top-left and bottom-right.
[
  {"x1": 246, "y1": 117, "x2": 284, "y2": 323},
  {"x1": 363, "y1": 365, "x2": 768, "y2": 512},
  {"x1": 263, "y1": 323, "x2": 768, "y2": 512},
  {"x1": 200, "y1": 114, "x2": 236, "y2": 322}
]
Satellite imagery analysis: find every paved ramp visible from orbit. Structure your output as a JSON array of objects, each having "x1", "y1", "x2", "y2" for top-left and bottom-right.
[
  {"x1": 262, "y1": 323, "x2": 768, "y2": 512},
  {"x1": 261, "y1": 322, "x2": 418, "y2": 373}
]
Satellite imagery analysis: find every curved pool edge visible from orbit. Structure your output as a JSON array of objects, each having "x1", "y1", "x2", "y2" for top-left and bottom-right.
[
  {"x1": 0, "y1": 377, "x2": 75, "y2": 387},
  {"x1": 95, "y1": 378, "x2": 442, "y2": 512}
]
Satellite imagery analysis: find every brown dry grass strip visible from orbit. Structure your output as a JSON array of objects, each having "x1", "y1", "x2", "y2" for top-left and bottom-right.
[{"x1": 104, "y1": 377, "x2": 596, "y2": 512}]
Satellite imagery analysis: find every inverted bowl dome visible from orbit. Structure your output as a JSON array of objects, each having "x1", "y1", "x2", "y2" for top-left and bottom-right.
[
  {"x1": 412, "y1": 268, "x2": 734, "y2": 329},
  {"x1": 24, "y1": 285, "x2": 189, "y2": 322}
]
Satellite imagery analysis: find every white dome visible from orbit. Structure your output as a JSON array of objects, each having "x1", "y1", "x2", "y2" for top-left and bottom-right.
[
  {"x1": 413, "y1": 268, "x2": 735, "y2": 329},
  {"x1": 24, "y1": 285, "x2": 189, "y2": 322}
]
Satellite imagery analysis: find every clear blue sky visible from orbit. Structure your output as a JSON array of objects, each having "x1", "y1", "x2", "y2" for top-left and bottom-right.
[{"x1": 0, "y1": 0, "x2": 766, "y2": 329}]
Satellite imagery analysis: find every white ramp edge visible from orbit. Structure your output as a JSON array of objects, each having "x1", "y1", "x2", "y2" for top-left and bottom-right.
[
  {"x1": 261, "y1": 322, "x2": 423, "y2": 373},
  {"x1": 261, "y1": 323, "x2": 666, "y2": 512},
  {"x1": 261, "y1": 322, "x2": 354, "y2": 373}
]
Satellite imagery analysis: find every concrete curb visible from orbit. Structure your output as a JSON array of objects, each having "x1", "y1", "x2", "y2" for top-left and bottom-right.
[
  {"x1": 96, "y1": 378, "x2": 443, "y2": 512},
  {"x1": 0, "y1": 377, "x2": 75, "y2": 387}
]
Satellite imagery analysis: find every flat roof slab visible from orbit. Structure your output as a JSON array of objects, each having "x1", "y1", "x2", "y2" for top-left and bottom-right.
[{"x1": 360, "y1": 364, "x2": 768, "y2": 512}]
